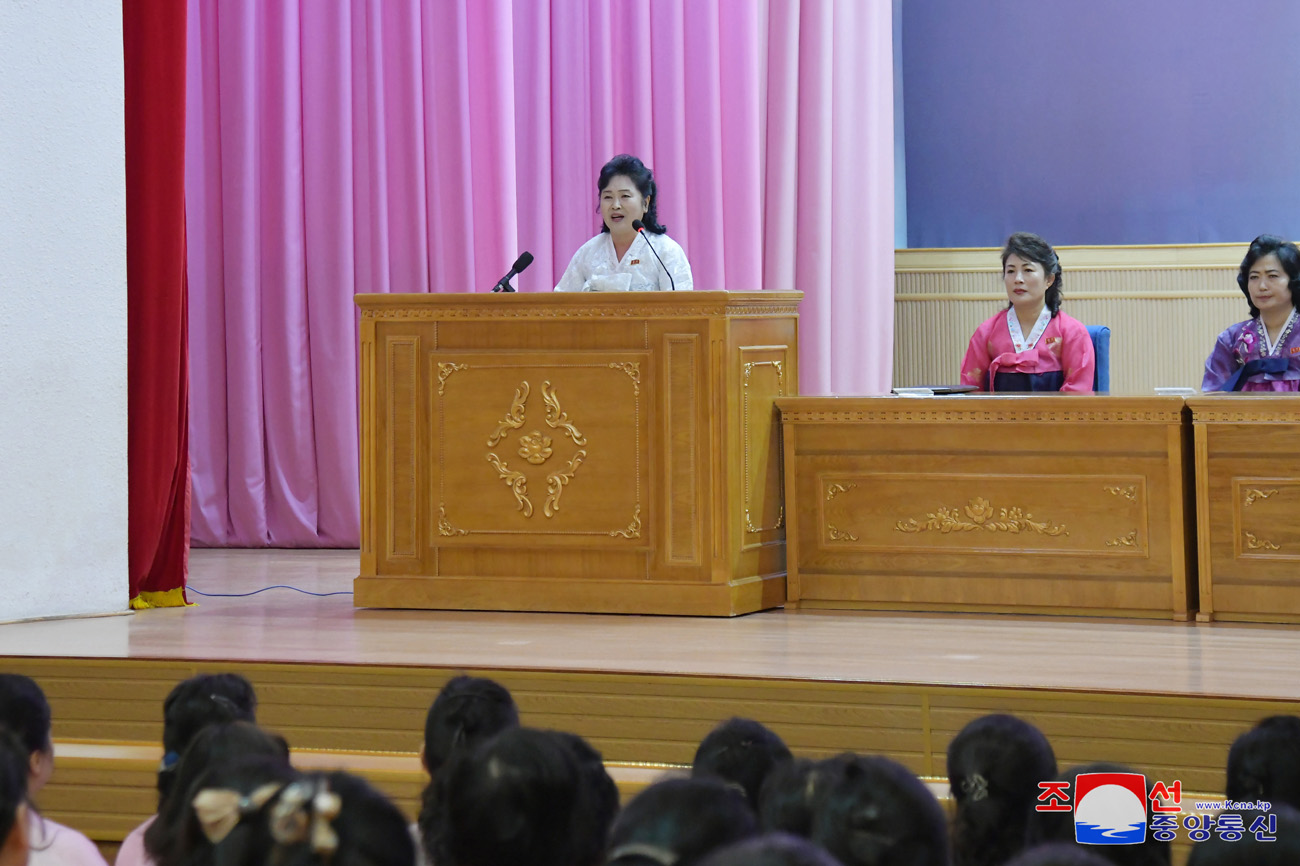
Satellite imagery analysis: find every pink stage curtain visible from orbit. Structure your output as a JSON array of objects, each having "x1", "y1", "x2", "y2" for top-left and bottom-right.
[{"x1": 186, "y1": 0, "x2": 894, "y2": 548}]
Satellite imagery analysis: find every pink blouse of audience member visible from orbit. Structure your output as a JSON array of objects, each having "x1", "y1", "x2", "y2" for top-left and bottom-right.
[
  {"x1": 112, "y1": 816, "x2": 154, "y2": 866},
  {"x1": 28, "y1": 812, "x2": 109, "y2": 866}
]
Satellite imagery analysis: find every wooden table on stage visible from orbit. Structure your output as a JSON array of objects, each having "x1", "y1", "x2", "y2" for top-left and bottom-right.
[
  {"x1": 776, "y1": 395, "x2": 1197, "y2": 619},
  {"x1": 354, "y1": 291, "x2": 800, "y2": 616},
  {"x1": 1188, "y1": 395, "x2": 1300, "y2": 623}
]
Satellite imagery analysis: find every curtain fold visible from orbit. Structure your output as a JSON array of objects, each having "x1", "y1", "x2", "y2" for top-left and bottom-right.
[
  {"x1": 125, "y1": 0, "x2": 192, "y2": 603},
  {"x1": 187, "y1": 0, "x2": 894, "y2": 548}
]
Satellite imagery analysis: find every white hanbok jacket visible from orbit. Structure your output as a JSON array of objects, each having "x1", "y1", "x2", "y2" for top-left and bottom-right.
[{"x1": 554, "y1": 232, "x2": 694, "y2": 292}]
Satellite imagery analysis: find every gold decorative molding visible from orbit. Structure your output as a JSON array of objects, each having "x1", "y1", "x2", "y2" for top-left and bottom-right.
[
  {"x1": 1104, "y1": 485, "x2": 1138, "y2": 502},
  {"x1": 608, "y1": 362, "x2": 642, "y2": 396},
  {"x1": 895, "y1": 497, "x2": 1069, "y2": 537},
  {"x1": 746, "y1": 507, "x2": 785, "y2": 534},
  {"x1": 1106, "y1": 531, "x2": 1138, "y2": 548},
  {"x1": 1244, "y1": 531, "x2": 1281, "y2": 551},
  {"x1": 827, "y1": 524, "x2": 859, "y2": 542},
  {"x1": 359, "y1": 294, "x2": 801, "y2": 321},
  {"x1": 1243, "y1": 488, "x2": 1279, "y2": 508},
  {"x1": 543, "y1": 451, "x2": 587, "y2": 518},
  {"x1": 437, "y1": 362, "x2": 468, "y2": 396},
  {"x1": 542, "y1": 382, "x2": 587, "y2": 445},
  {"x1": 742, "y1": 358, "x2": 787, "y2": 534},
  {"x1": 487, "y1": 382, "x2": 530, "y2": 446},
  {"x1": 776, "y1": 407, "x2": 1181, "y2": 426},
  {"x1": 517, "y1": 431, "x2": 553, "y2": 465},
  {"x1": 438, "y1": 505, "x2": 468, "y2": 537},
  {"x1": 486, "y1": 453, "x2": 533, "y2": 517},
  {"x1": 611, "y1": 506, "x2": 642, "y2": 539},
  {"x1": 825, "y1": 482, "x2": 857, "y2": 501}
]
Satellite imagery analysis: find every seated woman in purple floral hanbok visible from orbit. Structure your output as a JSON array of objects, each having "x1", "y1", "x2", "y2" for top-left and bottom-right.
[{"x1": 1203, "y1": 235, "x2": 1300, "y2": 392}]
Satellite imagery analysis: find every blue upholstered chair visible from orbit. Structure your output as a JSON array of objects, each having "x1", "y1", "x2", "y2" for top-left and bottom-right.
[{"x1": 1088, "y1": 325, "x2": 1110, "y2": 393}]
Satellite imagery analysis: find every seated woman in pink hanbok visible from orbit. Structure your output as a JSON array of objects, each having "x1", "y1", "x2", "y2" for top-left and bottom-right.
[
  {"x1": 1202, "y1": 234, "x2": 1300, "y2": 392},
  {"x1": 960, "y1": 233, "x2": 1095, "y2": 393}
]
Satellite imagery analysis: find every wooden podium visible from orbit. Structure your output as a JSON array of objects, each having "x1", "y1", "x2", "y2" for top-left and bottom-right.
[{"x1": 353, "y1": 291, "x2": 800, "y2": 616}]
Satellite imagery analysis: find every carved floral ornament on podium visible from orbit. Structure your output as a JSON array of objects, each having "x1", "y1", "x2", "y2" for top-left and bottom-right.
[{"x1": 436, "y1": 362, "x2": 642, "y2": 539}]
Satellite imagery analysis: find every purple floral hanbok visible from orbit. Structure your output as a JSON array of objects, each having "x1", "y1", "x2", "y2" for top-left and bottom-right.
[{"x1": 1202, "y1": 310, "x2": 1300, "y2": 392}]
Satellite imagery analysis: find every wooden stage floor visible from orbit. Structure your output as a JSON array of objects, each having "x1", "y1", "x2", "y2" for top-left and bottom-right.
[
  {"x1": 1, "y1": 549, "x2": 1297, "y2": 700},
  {"x1": 2, "y1": 549, "x2": 1298, "y2": 800}
]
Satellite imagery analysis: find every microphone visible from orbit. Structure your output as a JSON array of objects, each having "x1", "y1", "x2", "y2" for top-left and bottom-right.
[
  {"x1": 632, "y1": 220, "x2": 675, "y2": 291},
  {"x1": 491, "y1": 251, "x2": 534, "y2": 293}
]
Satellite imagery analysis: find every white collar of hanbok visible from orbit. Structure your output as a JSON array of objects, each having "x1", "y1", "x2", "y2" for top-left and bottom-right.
[
  {"x1": 1258, "y1": 308, "x2": 1298, "y2": 356},
  {"x1": 1006, "y1": 305, "x2": 1052, "y2": 353}
]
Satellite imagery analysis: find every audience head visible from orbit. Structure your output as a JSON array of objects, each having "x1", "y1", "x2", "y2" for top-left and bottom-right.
[
  {"x1": 698, "y1": 833, "x2": 844, "y2": 866},
  {"x1": 607, "y1": 777, "x2": 758, "y2": 866},
  {"x1": 693, "y1": 718, "x2": 794, "y2": 811},
  {"x1": 204, "y1": 770, "x2": 414, "y2": 866},
  {"x1": 0, "y1": 675, "x2": 53, "y2": 795},
  {"x1": 810, "y1": 754, "x2": 949, "y2": 866},
  {"x1": 0, "y1": 729, "x2": 29, "y2": 866},
  {"x1": 430, "y1": 727, "x2": 615, "y2": 866},
  {"x1": 145, "y1": 722, "x2": 291, "y2": 866},
  {"x1": 1025, "y1": 763, "x2": 1170, "y2": 866},
  {"x1": 947, "y1": 713, "x2": 1058, "y2": 866},
  {"x1": 1001, "y1": 232, "x2": 1063, "y2": 317},
  {"x1": 1227, "y1": 715, "x2": 1300, "y2": 811},
  {"x1": 160, "y1": 674, "x2": 258, "y2": 802},
  {"x1": 1236, "y1": 235, "x2": 1300, "y2": 319},
  {"x1": 597, "y1": 154, "x2": 665, "y2": 235},
  {"x1": 1004, "y1": 845, "x2": 1114, "y2": 866},
  {"x1": 1186, "y1": 803, "x2": 1300, "y2": 866},
  {"x1": 422, "y1": 675, "x2": 519, "y2": 776},
  {"x1": 759, "y1": 759, "x2": 825, "y2": 838}
]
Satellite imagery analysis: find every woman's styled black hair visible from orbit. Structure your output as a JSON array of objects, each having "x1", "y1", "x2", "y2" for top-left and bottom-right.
[
  {"x1": 144, "y1": 722, "x2": 290, "y2": 866},
  {"x1": 159, "y1": 674, "x2": 258, "y2": 803},
  {"x1": 1002, "y1": 232, "x2": 1063, "y2": 317},
  {"x1": 698, "y1": 833, "x2": 844, "y2": 866},
  {"x1": 0, "y1": 728, "x2": 28, "y2": 849},
  {"x1": 810, "y1": 754, "x2": 949, "y2": 866},
  {"x1": 429, "y1": 727, "x2": 614, "y2": 866},
  {"x1": 598, "y1": 154, "x2": 667, "y2": 234},
  {"x1": 0, "y1": 675, "x2": 52, "y2": 759},
  {"x1": 607, "y1": 777, "x2": 758, "y2": 866},
  {"x1": 1236, "y1": 235, "x2": 1300, "y2": 319},
  {"x1": 693, "y1": 718, "x2": 794, "y2": 811},
  {"x1": 1226, "y1": 715, "x2": 1300, "y2": 811},
  {"x1": 947, "y1": 714, "x2": 1058, "y2": 866}
]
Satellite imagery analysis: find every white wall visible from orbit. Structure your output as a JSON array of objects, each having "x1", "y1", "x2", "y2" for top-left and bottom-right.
[{"x1": 0, "y1": 1, "x2": 128, "y2": 620}]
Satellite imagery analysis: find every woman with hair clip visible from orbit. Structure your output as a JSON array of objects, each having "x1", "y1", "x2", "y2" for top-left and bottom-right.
[
  {"x1": 1202, "y1": 234, "x2": 1300, "y2": 391},
  {"x1": 554, "y1": 154, "x2": 694, "y2": 292},
  {"x1": 960, "y1": 232, "x2": 1095, "y2": 392}
]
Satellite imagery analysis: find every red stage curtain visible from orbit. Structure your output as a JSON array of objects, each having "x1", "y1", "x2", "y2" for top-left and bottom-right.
[{"x1": 124, "y1": 0, "x2": 191, "y2": 608}]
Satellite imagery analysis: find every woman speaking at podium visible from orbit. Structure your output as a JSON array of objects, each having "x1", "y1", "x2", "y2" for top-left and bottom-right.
[{"x1": 554, "y1": 154, "x2": 694, "y2": 292}]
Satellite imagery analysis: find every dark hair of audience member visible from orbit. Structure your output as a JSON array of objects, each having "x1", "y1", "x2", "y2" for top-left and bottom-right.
[
  {"x1": 429, "y1": 727, "x2": 613, "y2": 866},
  {"x1": 1025, "y1": 763, "x2": 1169, "y2": 866},
  {"x1": 159, "y1": 674, "x2": 258, "y2": 804},
  {"x1": 607, "y1": 777, "x2": 758, "y2": 866},
  {"x1": 1236, "y1": 235, "x2": 1300, "y2": 318},
  {"x1": 182, "y1": 757, "x2": 299, "y2": 866},
  {"x1": 144, "y1": 722, "x2": 290, "y2": 866},
  {"x1": 1226, "y1": 715, "x2": 1300, "y2": 811},
  {"x1": 810, "y1": 754, "x2": 949, "y2": 866},
  {"x1": 759, "y1": 758, "x2": 855, "y2": 839},
  {"x1": 697, "y1": 833, "x2": 844, "y2": 866},
  {"x1": 947, "y1": 714, "x2": 1058, "y2": 866},
  {"x1": 204, "y1": 770, "x2": 414, "y2": 866},
  {"x1": 1001, "y1": 232, "x2": 1063, "y2": 317},
  {"x1": 0, "y1": 676, "x2": 51, "y2": 761},
  {"x1": 1004, "y1": 844, "x2": 1114, "y2": 866},
  {"x1": 416, "y1": 677, "x2": 522, "y2": 865},
  {"x1": 0, "y1": 728, "x2": 29, "y2": 866},
  {"x1": 693, "y1": 718, "x2": 794, "y2": 811},
  {"x1": 555, "y1": 731, "x2": 620, "y2": 866},
  {"x1": 1187, "y1": 802, "x2": 1300, "y2": 866}
]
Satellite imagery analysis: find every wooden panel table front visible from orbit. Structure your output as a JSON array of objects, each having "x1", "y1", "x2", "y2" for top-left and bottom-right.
[
  {"x1": 1188, "y1": 395, "x2": 1300, "y2": 623},
  {"x1": 776, "y1": 396, "x2": 1197, "y2": 620}
]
